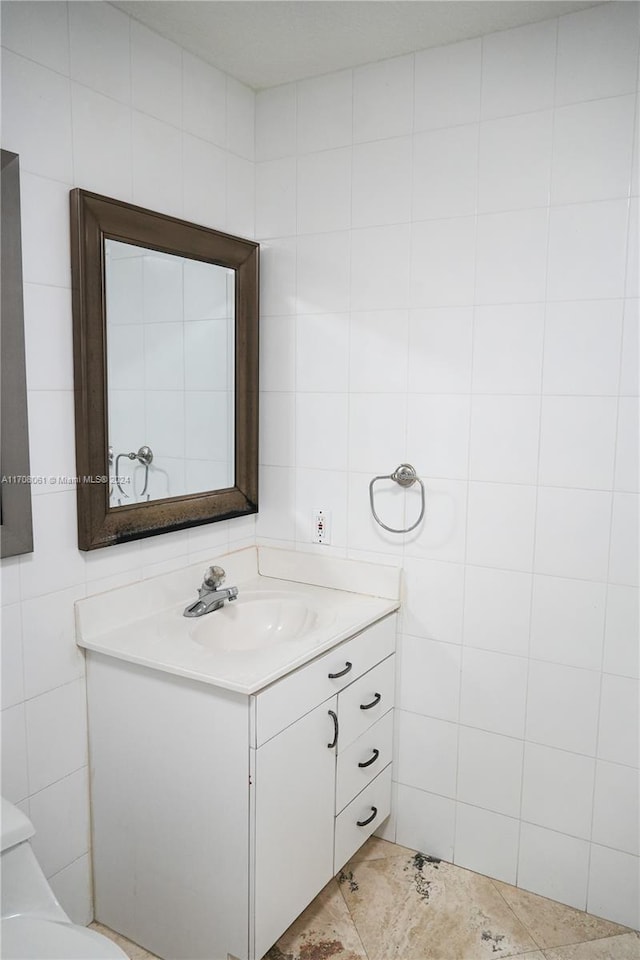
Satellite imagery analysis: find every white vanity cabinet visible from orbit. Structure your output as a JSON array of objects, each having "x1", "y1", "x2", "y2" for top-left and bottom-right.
[
  {"x1": 85, "y1": 607, "x2": 396, "y2": 960},
  {"x1": 252, "y1": 615, "x2": 395, "y2": 960},
  {"x1": 252, "y1": 697, "x2": 337, "y2": 958}
]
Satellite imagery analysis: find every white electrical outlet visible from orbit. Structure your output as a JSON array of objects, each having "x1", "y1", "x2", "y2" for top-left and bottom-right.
[{"x1": 312, "y1": 509, "x2": 331, "y2": 545}]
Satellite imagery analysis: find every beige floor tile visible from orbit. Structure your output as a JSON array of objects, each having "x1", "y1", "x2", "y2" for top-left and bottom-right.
[
  {"x1": 543, "y1": 932, "x2": 640, "y2": 960},
  {"x1": 338, "y1": 851, "x2": 539, "y2": 960},
  {"x1": 493, "y1": 879, "x2": 632, "y2": 950},
  {"x1": 265, "y1": 878, "x2": 368, "y2": 960},
  {"x1": 90, "y1": 921, "x2": 160, "y2": 959}
]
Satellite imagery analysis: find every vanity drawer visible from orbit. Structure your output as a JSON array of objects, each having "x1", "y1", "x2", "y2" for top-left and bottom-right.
[
  {"x1": 336, "y1": 709, "x2": 393, "y2": 813},
  {"x1": 337, "y1": 654, "x2": 395, "y2": 753},
  {"x1": 254, "y1": 614, "x2": 396, "y2": 746},
  {"x1": 334, "y1": 764, "x2": 393, "y2": 873}
]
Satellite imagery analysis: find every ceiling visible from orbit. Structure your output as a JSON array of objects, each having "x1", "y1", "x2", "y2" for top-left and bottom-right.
[{"x1": 112, "y1": 0, "x2": 604, "y2": 90}]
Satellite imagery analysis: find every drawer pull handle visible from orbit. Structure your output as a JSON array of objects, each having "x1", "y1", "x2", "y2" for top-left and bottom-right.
[
  {"x1": 360, "y1": 692, "x2": 381, "y2": 711},
  {"x1": 358, "y1": 748, "x2": 380, "y2": 769},
  {"x1": 327, "y1": 710, "x2": 339, "y2": 749},
  {"x1": 328, "y1": 661, "x2": 352, "y2": 679},
  {"x1": 357, "y1": 806, "x2": 378, "y2": 827}
]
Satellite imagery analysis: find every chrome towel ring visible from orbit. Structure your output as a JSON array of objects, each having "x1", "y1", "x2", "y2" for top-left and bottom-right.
[
  {"x1": 369, "y1": 463, "x2": 426, "y2": 534},
  {"x1": 114, "y1": 445, "x2": 154, "y2": 501}
]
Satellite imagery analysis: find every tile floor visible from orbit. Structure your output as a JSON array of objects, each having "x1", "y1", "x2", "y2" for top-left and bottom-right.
[{"x1": 92, "y1": 838, "x2": 639, "y2": 960}]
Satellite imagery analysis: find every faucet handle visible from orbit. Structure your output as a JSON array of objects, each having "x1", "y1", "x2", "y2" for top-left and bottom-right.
[{"x1": 203, "y1": 565, "x2": 226, "y2": 589}]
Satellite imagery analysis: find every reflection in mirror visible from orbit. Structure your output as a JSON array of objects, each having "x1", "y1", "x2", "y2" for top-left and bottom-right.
[{"x1": 105, "y1": 240, "x2": 235, "y2": 505}]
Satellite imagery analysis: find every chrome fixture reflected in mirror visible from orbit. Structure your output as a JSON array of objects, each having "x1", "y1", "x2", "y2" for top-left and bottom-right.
[
  {"x1": 113, "y1": 445, "x2": 154, "y2": 504},
  {"x1": 70, "y1": 190, "x2": 259, "y2": 551}
]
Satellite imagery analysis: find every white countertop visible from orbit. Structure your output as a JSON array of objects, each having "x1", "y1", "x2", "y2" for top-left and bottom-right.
[{"x1": 76, "y1": 547, "x2": 401, "y2": 695}]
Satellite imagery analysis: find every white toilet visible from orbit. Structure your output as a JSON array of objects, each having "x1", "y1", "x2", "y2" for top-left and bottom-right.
[{"x1": 1, "y1": 797, "x2": 129, "y2": 959}]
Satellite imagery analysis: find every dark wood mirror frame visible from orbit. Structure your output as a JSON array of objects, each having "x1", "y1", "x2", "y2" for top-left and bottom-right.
[
  {"x1": 70, "y1": 189, "x2": 259, "y2": 551},
  {"x1": 1, "y1": 149, "x2": 33, "y2": 558}
]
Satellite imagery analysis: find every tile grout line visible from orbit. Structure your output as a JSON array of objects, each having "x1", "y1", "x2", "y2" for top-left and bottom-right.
[
  {"x1": 333, "y1": 875, "x2": 371, "y2": 960},
  {"x1": 333, "y1": 841, "x2": 422, "y2": 959},
  {"x1": 489, "y1": 876, "x2": 547, "y2": 954},
  {"x1": 514, "y1": 10, "x2": 560, "y2": 896},
  {"x1": 451, "y1": 22, "x2": 485, "y2": 871},
  {"x1": 488, "y1": 877, "x2": 637, "y2": 955}
]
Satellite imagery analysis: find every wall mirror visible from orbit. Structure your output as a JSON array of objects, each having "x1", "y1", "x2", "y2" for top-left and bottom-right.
[
  {"x1": 1, "y1": 149, "x2": 33, "y2": 558},
  {"x1": 70, "y1": 190, "x2": 259, "y2": 551}
]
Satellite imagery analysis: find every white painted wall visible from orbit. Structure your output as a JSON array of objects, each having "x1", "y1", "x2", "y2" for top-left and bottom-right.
[
  {"x1": 0, "y1": 0, "x2": 255, "y2": 922},
  {"x1": 254, "y1": 2, "x2": 640, "y2": 929},
  {"x1": 1, "y1": 0, "x2": 638, "y2": 935}
]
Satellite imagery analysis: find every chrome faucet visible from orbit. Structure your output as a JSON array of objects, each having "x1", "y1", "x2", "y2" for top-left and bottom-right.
[{"x1": 183, "y1": 566, "x2": 239, "y2": 618}]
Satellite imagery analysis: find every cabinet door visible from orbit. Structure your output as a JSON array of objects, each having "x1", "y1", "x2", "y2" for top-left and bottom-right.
[{"x1": 254, "y1": 696, "x2": 337, "y2": 960}]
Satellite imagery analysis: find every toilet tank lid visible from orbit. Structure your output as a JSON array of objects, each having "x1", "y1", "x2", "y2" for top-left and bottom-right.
[{"x1": 1, "y1": 798, "x2": 35, "y2": 852}]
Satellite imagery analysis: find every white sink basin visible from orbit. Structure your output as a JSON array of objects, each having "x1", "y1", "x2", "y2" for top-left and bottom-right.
[
  {"x1": 76, "y1": 547, "x2": 401, "y2": 693},
  {"x1": 190, "y1": 591, "x2": 333, "y2": 651}
]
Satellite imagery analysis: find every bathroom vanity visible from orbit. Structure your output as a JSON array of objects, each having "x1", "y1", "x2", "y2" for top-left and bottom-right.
[{"x1": 76, "y1": 547, "x2": 400, "y2": 960}]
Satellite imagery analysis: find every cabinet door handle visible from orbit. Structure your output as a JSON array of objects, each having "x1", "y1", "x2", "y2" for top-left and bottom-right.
[
  {"x1": 327, "y1": 710, "x2": 339, "y2": 749},
  {"x1": 360, "y1": 692, "x2": 381, "y2": 710},
  {"x1": 357, "y1": 806, "x2": 378, "y2": 827},
  {"x1": 328, "y1": 661, "x2": 352, "y2": 679},
  {"x1": 358, "y1": 748, "x2": 380, "y2": 769}
]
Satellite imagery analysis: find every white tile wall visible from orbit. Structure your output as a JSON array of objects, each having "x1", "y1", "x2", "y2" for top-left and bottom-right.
[
  {"x1": 408, "y1": 307, "x2": 473, "y2": 394},
  {"x1": 529, "y1": 575, "x2": 606, "y2": 671},
  {"x1": 463, "y1": 566, "x2": 532, "y2": 657},
  {"x1": 1, "y1": 605, "x2": 24, "y2": 709},
  {"x1": 414, "y1": 39, "x2": 481, "y2": 131},
  {"x1": 1, "y1": 51, "x2": 73, "y2": 183},
  {"x1": 597, "y1": 674, "x2": 640, "y2": 767},
  {"x1": 298, "y1": 147, "x2": 351, "y2": 233},
  {"x1": 413, "y1": 125, "x2": 477, "y2": 221},
  {"x1": 478, "y1": 110, "x2": 553, "y2": 213},
  {"x1": 354, "y1": 137, "x2": 411, "y2": 227},
  {"x1": 592, "y1": 761, "x2": 640, "y2": 856},
  {"x1": 399, "y1": 634, "x2": 461, "y2": 723},
  {"x1": 555, "y1": 2, "x2": 640, "y2": 105},
  {"x1": 459, "y1": 647, "x2": 528, "y2": 738},
  {"x1": 518, "y1": 823, "x2": 591, "y2": 910},
  {"x1": 472, "y1": 304, "x2": 544, "y2": 394},
  {"x1": 551, "y1": 95, "x2": 635, "y2": 205},
  {"x1": 395, "y1": 785, "x2": 456, "y2": 862},
  {"x1": 396, "y1": 712, "x2": 458, "y2": 798},
  {"x1": 1, "y1": 0, "x2": 70, "y2": 74},
  {"x1": 481, "y1": 19, "x2": 557, "y2": 119},
  {"x1": 457, "y1": 727, "x2": 523, "y2": 818},
  {"x1": 253, "y1": 0, "x2": 640, "y2": 928},
  {"x1": 131, "y1": 20, "x2": 182, "y2": 127},
  {"x1": 547, "y1": 199, "x2": 629, "y2": 301},
  {"x1": 542, "y1": 300, "x2": 623, "y2": 396},
  {"x1": 454, "y1": 804, "x2": 520, "y2": 885},
  {"x1": 587, "y1": 844, "x2": 640, "y2": 930},
  {"x1": 29, "y1": 767, "x2": 90, "y2": 878},
  {"x1": 68, "y1": 2, "x2": 131, "y2": 103},
  {"x1": 353, "y1": 55, "x2": 413, "y2": 144},
  {"x1": 1, "y1": 0, "x2": 256, "y2": 923},
  {"x1": 182, "y1": 51, "x2": 226, "y2": 147},
  {"x1": 475, "y1": 208, "x2": 548, "y2": 305},
  {"x1": 2, "y1": 0, "x2": 638, "y2": 933},
  {"x1": 521, "y1": 743, "x2": 595, "y2": 839},
  {"x1": 525, "y1": 660, "x2": 600, "y2": 755}
]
